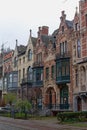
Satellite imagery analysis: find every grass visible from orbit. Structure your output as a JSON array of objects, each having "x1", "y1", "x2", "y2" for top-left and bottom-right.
[
  {"x1": 70, "y1": 123, "x2": 87, "y2": 127},
  {"x1": 60, "y1": 119, "x2": 87, "y2": 128},
  {"x1": 29, "y1": 115, "x2": 56, "y2": 120}
]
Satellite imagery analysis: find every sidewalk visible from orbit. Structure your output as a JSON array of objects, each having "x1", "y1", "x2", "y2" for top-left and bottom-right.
[{"x1": 0, "y1": 116, "x2": 87, "y2": 130}]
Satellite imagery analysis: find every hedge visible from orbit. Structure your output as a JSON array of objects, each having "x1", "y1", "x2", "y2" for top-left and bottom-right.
[{"x1": 57, "y1": 111, "x2": 87, "y2": 122}]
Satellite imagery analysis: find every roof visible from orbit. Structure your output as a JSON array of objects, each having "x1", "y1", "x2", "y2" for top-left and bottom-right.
[
  {"x1": 52, "y1": 29, "x2": 58, "y2": 37},
  {"x1": 31, "y1": 37, "x2": 37, "y2": 46},
  {"x1": 41, "y1": 35, "x2": 50, "y2": 46},
  {"x1": 17, "y1": 45, "x2": 27, "y2": 56},
  {"x1": 65, "y1": 20, "x2": 73, "y2": 29}
]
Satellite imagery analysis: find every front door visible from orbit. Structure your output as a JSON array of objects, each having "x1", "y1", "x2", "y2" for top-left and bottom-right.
[
  {"x1": 77, "y1": 97, "x2": 82, "y2": 111},
  {"x1": 49, "y1": 90, "x2": 52, "y2": 109},
  {"x1": 60, "y1": 85, "x2": 69, "y2": 109}
]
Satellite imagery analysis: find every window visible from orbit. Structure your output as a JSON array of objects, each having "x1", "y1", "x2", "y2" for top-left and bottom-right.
[
  {"x1": 77, "y1": 39, "x2": 81, "y2": 58},
  {"x1": 65, "y1": 61, "x2": 70, "y2": 76},
  {"x1": 36, "y1": 69, "x2": 43, "y2": 81},
  {"x1": 23, "y1": 68, "x2": 25, "y2": 79},
  {"x1": 60, "y1": 41, "x2": 67, "y2": 55},
  {"x1": 4, "y1": 78, "x2": 7, "y2": 90},
  {"x1": 19, "y1": 70, "x2": 21, "y2": 82},
  {"x1": 85, "y1": 14, "x2": 87, "y2": 26},
  {"x1": 62, "y1": 66, "x2": 65, "y2": 76},
  {"x1": 75, "y1": 69, "x2": 78, "y2": 87},
  {"x1": 33, "y1": 70, "x2": 36, "y2": 82},
  {"x1": 23, "y1": 57, "x2": 25, "y2": 63},
  {"x1": 19, "y1": 59, "x2": 21, "y2": 65},
  {"x1": 81, "y1": 66, "x2": 86, "y2": 84},
  {"x1": 56, "y1": 62, "x2": 61, "y2": 77},
  {"x1": 60, "y1": 43, "x2": 64, "y2": 55},
  {"x1": 14, "y1": 57, "x2": 17, "y2": 67},
  {"x1": 51, "y1": 65, "x2": 55, "y2": 79},
  {"x1": 36, "y1": 71, "x2": 41, "y2": 81},
  {"x1": 8, "y1": 74, "x2": 13, "y2": 88},
  {"x1": 27, "y1": 66, "x2": 33, "y2": 81},
  {"x1": 37, "y1": 52, "x2": 42, "y2": 62},
  {"x1": 75, "y1": 23, "x2": 78, "y2": 31},
  {"x1": 62, "y1": 26, "x2": 64, "y2": 33},
  {"x1": 9, "y1": 74, "x2": 12, "y2": 83},
  {"x1": 28, "y1": 49, "x2": 32, "y2": 60},
  {"x1": 46, "y1": 67, "x2": 49, "y2": 80}
]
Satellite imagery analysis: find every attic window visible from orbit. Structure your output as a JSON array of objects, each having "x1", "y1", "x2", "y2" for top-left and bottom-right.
[{"x1": 62, "y1": 26, "x2": 64, "y2": 33}]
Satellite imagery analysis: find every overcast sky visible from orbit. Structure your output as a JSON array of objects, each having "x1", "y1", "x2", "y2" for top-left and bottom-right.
[{"x1": 0, "y1": 0, "x2": 79, "y2": 50}]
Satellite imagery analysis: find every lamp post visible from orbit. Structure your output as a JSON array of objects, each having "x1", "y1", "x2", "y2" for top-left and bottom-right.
[{"x1": 1, "y1": 42, "x2": 8, "y2": 96}]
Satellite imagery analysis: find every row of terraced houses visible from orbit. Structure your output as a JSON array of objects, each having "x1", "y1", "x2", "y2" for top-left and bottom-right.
[{"x1": 0, "y1": 0, "x2": 87, "y2": 112}]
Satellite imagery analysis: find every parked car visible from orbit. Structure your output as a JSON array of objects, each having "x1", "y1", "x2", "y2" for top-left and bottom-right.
[{"x1": 0, "y1": 106, "x2": 11, "y2": 113}]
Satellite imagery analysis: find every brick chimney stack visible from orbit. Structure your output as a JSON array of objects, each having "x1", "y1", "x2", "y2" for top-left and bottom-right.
[{"x1": 37, "y1": 26, "x2": 49, "y2": 37}]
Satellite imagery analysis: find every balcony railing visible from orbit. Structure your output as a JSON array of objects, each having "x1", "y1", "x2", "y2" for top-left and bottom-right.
[
  {"x1": 45, "y1": 103, "x2": 72, "y2": 110},
  {"x1": 56, "y1": 51, "x2": 71, "y2": 59},
  {"x1": 56, "y1": 75, "x2": 70, "y2": 84},
  {"x1": 32, "y1": 80, "x2": 43, "y2": 87},
  {"x1": 21, "y1": 77, "x2": 32, "y2": 85},
  {"x1": 33, "y1": 61, "x2": 44, "y2": 68}
]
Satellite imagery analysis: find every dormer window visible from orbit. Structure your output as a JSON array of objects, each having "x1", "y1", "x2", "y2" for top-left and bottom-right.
[
  {"x1": 28, "y1": 49, "x2": 32, "y2": 60},
  {"x1": 62, "y1": 26, "x2": 64, "y2": 33}
]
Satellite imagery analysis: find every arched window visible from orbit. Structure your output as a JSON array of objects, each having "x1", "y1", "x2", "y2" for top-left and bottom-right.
[
  {"x1": 28, "y1": 49, "x2": 32, "y2": 60},
  {"x1": 27, "y1": 66, "x2": 33, "y2": 81}
]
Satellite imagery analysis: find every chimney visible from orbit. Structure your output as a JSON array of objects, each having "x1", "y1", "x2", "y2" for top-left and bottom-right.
[
  {"x1": 60, "y1": 11, "x2": 66, "y2": 22},
  {"x1": 37, "y1": 26, "x2": 49, "y2": 37},
  {"x1": 41, "y1": 26, "x2": 49, "y2": 35}
]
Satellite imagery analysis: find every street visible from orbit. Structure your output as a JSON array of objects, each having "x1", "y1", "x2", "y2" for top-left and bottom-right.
[{"x1": 0, "y1": 117, "x2": 87, "y2": 130}]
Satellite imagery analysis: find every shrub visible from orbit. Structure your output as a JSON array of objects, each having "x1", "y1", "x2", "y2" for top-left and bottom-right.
[{"x1": 57, "y1": 111, "x2": 87, "y2": 122}]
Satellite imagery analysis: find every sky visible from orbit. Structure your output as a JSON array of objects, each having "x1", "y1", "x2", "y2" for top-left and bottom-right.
[{"x1": 0, "y1": 0, "x2": 79, "y2": 50}]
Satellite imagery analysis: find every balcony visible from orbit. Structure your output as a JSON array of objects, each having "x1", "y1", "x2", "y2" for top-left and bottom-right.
[
  {"x1": 21, "y1": 77, "x2": 32, "y2": 86},
  {"x1": 45, "y1": 103, "x2": 72, "y2": 110},
  {"x1": 33, "y1": 61, "x2": 44, "y2": 68},
  {"x1": 56, "y1": 51, "x2": 71, "y2": 60},
  {"x1": 56, "y1": 75, "x2": 70, "y2": 84},
  {"x1": 32, "y1": 80, "x2": 43, "y2": 87}
]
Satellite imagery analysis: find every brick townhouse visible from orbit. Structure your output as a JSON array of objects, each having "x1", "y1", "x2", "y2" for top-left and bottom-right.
[{"x1": 1, "y1": 0, "x2": 87, "y2": 112}]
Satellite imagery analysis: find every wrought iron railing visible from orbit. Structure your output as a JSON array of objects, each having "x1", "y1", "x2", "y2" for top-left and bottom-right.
[
  {"x1": 32, "y1": 81, "x2": 43, "y2": 87},
  {"x1": 33, "y1": 61, "x2": 44, "y2": 67},
  {"x1": 21, "y1": 77, "x2": 32, "y2": 85},
  {"x1": 56, "y1": 51, "x2": 71, "y2": 59},
  {"x1": 45, "y1": 103, "x2": 72, "y2": 110},
  {"x1": 56, "y1": 75, "x2": 70, "y2": 84}
]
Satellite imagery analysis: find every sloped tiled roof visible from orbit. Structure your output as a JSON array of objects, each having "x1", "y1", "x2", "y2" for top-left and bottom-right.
[
  {"x1": 17, "y1": 45, "x2": 27, "y2": 56},
  {"x1": 52, "y1": 29, "x2": 58, "y2": 37},
  {"x1": 31, "y1": 37, "x2": 37, "y2": 46},
  {"x1": 41, "y1": 35, "x2": 50, "y2": 46},
  {"x1": 65, "y1": 20, "x2": 73, "y2": 28}
]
